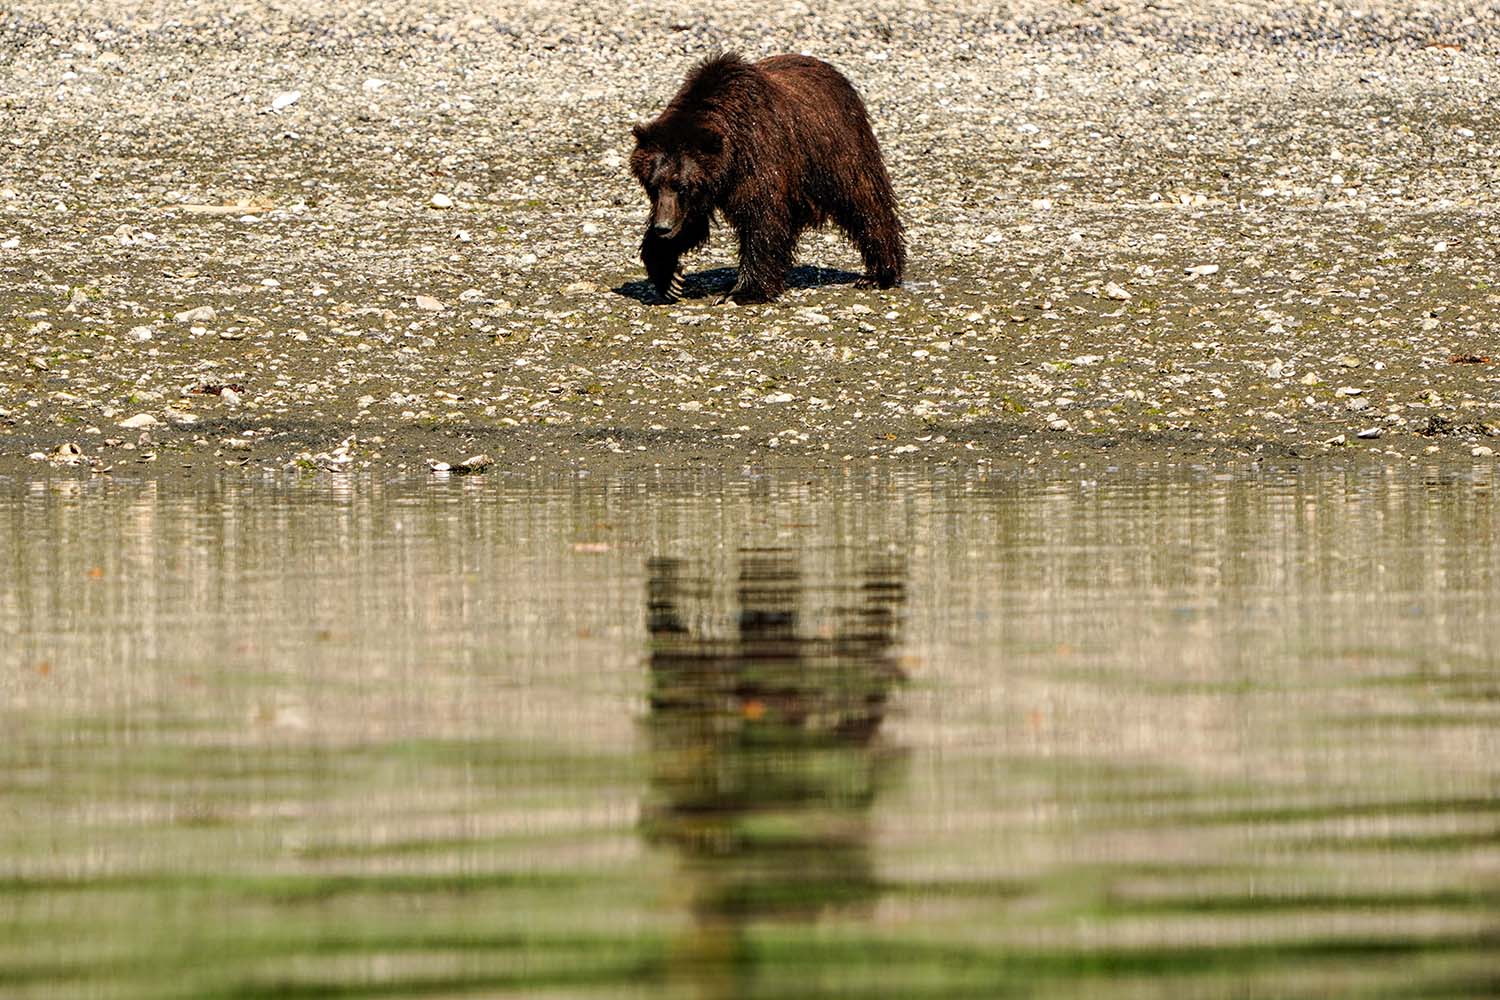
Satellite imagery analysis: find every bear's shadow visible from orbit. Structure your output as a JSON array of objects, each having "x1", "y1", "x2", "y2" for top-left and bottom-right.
[{"x1": 612, "y1": 265, "x2": 862, "y2": 304}]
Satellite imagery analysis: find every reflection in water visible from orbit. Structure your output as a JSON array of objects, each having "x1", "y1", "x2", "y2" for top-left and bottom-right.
[
  {"x1": 1, "y1": 468, "x2": 1498, "y2": 998},
  {"x1": 645, "y1": 550, "x2": 906, "y2": 997}
]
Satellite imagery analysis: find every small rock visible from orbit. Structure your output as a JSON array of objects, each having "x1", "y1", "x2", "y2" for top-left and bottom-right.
[
  {"x1": 118, "y1": 413, "x2": 159, "y2": 429},
  {"x1": 271, "y1": 90, "x2": 301, "y2": 111},
  {"x1": 220, "y1": 387, "x2": 242, "y2": 407},
  {"x1": 1473, "y1": 446, "x2": 1495, "y2": 458},
  {"x1": 1, "y1": 237, "x2": 19, "y2": 250},
  {"x1": 1323, "y1": 434, "x2": 1347, "y2": 446},
  {"x1": 128, "y1": 325, "x2": 154, "y2": 342},
  {"x1": 1357, "y1": 427, "x2": 1383, "y2": 439},
  {"x1": 414, "y1": 295, "x2": 445, "y2": 311},
  {"x1": 430, "y1": 193, "x2": 453, "y2": 209},
  {"x1": 174, "y1": 305, "x2": 215, "y2": 324},
  {"x1": 763, "y1": 392, "x2": 795, "y2": 404},
  {"x1": 1101, "y1": 281, "x2": 1131, "y2": 301},
  {"x1": 1337, "y1": 355, "x2": 1361, "y2": 368},
  {"x1": 454, "y1": 454, "x2": 494, "y2": 473},
  {"x1": 362, "y1": 78, "x2": 387, "y2": 93},
  {"x1": 1184, "y1": 263, "x2": 1219, "y2": 276}
]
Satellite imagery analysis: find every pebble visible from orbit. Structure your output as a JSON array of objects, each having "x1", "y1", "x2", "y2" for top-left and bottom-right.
[
  {"x1": 128, "y1": 325, "x2": 154, "y2": 342},
  {"x1": 220, "y1": 387, "x2": 242, "y2": 407},
  {"x1": 1184, "y1": 263, "x2": 1220, "y2": 276},
  {"x1": 118, "y1": 413, "x2": 159, "y2": 429},
  {"x1": 1102, "y1": 281, "x2": 1131, "y2": 301},
  {"x1": 271, "y1": 90, "x2": 301, "y2": 111},
  {"x1": 1473, "y1": 446, "x2": 1494, "y2": 458},
  {"x1": 430, "y1": 193, "x2": 453, "y2": 209},
  {"x1": 1357, "y1": 427, "x2": 1383, "y2": 439},
  {"x1": 414, "y1": 295, "x2": 445, "y2": 311}
]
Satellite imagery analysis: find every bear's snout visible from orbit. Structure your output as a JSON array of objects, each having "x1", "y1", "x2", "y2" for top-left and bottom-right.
[{"x1": 650, "y1": 188, "x2": 683, "y2": 236}]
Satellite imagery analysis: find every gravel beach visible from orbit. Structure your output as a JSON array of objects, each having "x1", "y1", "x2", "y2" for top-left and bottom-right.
[{"x1": 2, "y1": 1, "x2": 1497, "y2": 477}]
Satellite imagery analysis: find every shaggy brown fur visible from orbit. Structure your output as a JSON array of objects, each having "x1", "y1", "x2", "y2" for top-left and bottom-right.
[{"x1": 630, "y1": 53, "x2": 905, "y2": 304}]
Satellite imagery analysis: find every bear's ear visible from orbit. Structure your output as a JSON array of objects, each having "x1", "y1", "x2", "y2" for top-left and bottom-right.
[{"x1": 631, "y1": 123, "x2": 650, "y2": 144}]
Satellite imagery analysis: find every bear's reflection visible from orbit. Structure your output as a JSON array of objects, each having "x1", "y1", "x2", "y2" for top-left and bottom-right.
[{"x1": 643, "y1": 550, "x2": 907, "y2": 998}]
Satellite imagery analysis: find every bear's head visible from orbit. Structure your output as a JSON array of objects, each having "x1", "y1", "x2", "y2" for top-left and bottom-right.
[{"x1": 630, "y1": 120, "x2": 724, "y2": 239}]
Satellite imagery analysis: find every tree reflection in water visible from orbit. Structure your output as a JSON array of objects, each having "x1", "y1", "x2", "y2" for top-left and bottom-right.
[{"x1": 644, "y1": 549, "x2": 908, "y2": 998}]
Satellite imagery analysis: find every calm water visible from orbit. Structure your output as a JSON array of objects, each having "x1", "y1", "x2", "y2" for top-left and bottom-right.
[{"x1": 2, "y1": 465, "x2": 1498, "y2": 999}]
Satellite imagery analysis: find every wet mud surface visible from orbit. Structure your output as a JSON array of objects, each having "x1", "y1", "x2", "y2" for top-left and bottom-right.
[{"x1": 2, "y1": 1, "x2": 1498, "y2": 480}]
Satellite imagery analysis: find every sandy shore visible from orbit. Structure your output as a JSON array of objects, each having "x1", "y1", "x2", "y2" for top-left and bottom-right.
[{"x1": 2, "y1": 1, "x2": 1497, "y2": 478}]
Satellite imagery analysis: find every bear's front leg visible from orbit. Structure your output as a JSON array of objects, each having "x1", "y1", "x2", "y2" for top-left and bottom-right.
[
  {"x1": 641, "y1": 229, "x2": 686, "y2": 302},
  {"x1": 640, "y1": 215, "x2": 710, "y2": 303},
  {"x1": 721, "y1": 223, "x2": 794, "y2": 304}
]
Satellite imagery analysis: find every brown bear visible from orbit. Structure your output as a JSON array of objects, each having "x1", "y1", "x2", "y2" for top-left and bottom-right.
[{"x1": 630, "y1": 53, "x2": 906, "y2": 304}]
